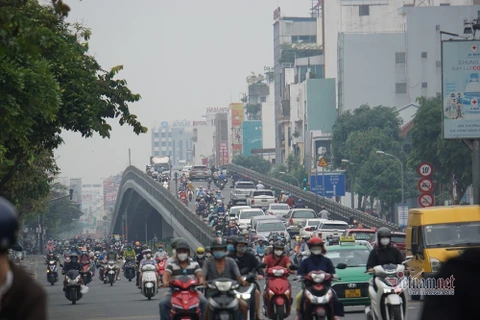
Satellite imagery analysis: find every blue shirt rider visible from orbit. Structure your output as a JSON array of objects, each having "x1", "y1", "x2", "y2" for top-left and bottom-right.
[
  {"x1": 256, "y1": 240, "x2": 265, "y2": 255},
  {"x1": 215, "y1": 192, "x2": 223, "y2": 201},
  {"x1": 218, "y1": 173, "x2": 226, "y2": 181}
]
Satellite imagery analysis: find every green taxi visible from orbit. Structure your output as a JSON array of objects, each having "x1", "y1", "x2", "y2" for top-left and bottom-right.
[{"x1": 325, "y1": 236, "x2": 372, "y2": 306}]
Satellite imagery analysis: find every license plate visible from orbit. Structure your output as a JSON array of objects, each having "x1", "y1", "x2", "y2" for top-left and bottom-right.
[
  {"x1": 345, "y1": 289, "x2": 361, "y2": 298},
  {"x1": 262, "y1": 200, "x2": 267, "y2": 202}
]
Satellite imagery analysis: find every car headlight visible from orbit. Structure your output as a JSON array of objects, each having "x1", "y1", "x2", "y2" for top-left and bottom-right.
[
  {"x1": 430, "y1": 258, "x2": 442, "y2": 272},
  {"x1": 215, "y1": 281, "x2": 233, "y2": 292}
]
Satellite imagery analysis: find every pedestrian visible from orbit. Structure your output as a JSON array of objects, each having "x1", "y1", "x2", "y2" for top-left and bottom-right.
[
  {"x1": 319, "y1": 206, "x2": 329, "y2": 219},
  {"x1": 0, "y1": 197, "x2": 47, "y2": 319}
]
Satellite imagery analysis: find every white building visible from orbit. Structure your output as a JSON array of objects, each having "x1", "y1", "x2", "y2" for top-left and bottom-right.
[
  {"x1": 338, "y1": 4, "x2": 480, "y2": 119},
  {"x1": 191, "y1": 108, "x2": 219, "y2": 166},
  {"x1": 262, "y1": 82, "x2": 276, "y2": 150}
]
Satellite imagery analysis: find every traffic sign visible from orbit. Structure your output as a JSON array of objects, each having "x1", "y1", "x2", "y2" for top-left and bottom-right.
[
  {"x1": 418, "y1": 178, "x2": 434, "y2": 193},
  {"x1": 418, "y1": 193, "x2": 434, "y2": 207},
  {"x1": 309, "y1": 173, "x2": 346, "y2": 196},
  {"x1": 318, "y1": 157, "x2": 328, "y2": 167},
  {"x1": 417, "y1": 162, "x2": 433, "y2": 177}
]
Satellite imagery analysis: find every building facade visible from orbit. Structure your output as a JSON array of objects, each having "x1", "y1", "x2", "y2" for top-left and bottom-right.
[
  {"x1": 214, "y1": 113, "x2": 229, "y2": 166},
  {"x1": 242, "y1": 121, "x2": 263, "y2": 156},
  {"x1": 151, "y1": 120, "x2": 193, "y2": 167}
]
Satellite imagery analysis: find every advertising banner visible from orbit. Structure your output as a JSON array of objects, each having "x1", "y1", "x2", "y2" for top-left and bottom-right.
[
  {"x1": 103, "y1": 174, "x2": 121, "y2": 214},
  {"x1": 242, "y1": 121, "x2": 262, "y2": 156},
  {"x1": 442, "y1": 40, "x2": 480, "y2": 139},
  {"x1": 219, "y1": 142, "x2": 229, "y2": 165},
  {"x1": 230, "y1": 103, "x2": 244, "y2": 156}
]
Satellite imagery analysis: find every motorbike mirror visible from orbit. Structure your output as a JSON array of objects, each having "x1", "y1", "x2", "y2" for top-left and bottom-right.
[
  {"x1": 289, "y1": 264, "x2": 299, "y2": 271},
  {"x1": 257, "y1": 262, "x2": 267, "y2": 269},
  {"x1": 336, "y1": 263, "x2": 347, "y2": 270}
]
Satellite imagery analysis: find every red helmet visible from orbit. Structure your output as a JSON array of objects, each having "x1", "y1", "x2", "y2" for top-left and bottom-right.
[{"x1": 307, "y1": 237, "x2": 326, "y2": 254}]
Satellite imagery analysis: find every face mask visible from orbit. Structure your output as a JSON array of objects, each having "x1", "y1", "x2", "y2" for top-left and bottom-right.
[
  {"x1": 213, "y1": 251, "x2": 226, "y2": 259},
  {"x1": 380, "y1": 238, "x2": 390, "y2": 246},
  {"x1": 158, "y1": 248, "x2": 163, "y2": 252},
  {"x1": 227, "y1": 244, "x2": 234, "y2": 252},
  {"x1": 274, "y1": 250, "x2": 283, "y2": 256},
  {"x1": 311, "y1": 249, "x2": 323, "y2": 255},
  {"x1": 177, "y1": 253, "x2": 188, "y2": 261},
  {"x1": 146, "y1": 254, "x2": 152, "y2": 259},
  {"x1": 237, "y1": 247, "x2": 247, "y2": 254},
  {"x1": 172, "y1": 249, "x2": 176, "y2": 256},
  {"x1": 206, "y1": 253, "x2": 212, "y2": 258},
  {"x1": 197, "y1": 254, "x2": 204, "y2": 259}
]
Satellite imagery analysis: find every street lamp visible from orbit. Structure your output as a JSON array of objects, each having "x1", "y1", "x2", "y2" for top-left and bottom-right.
[
  {"x1": 376, "y1": 150, "x2": 405, "y2": 206},
  {"x1": 279, "y1": 172, "x2": 300, "y2": 187},
  {"x1": 341, "y1": 159, "x2": 356, "y2": 209}
]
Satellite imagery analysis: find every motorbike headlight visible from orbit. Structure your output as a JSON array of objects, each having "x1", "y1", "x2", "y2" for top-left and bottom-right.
[
  {"x1": 236, "y1": 293, "x2": 251, "y2": 300},
  {"x1": 311, "y1": 273, "x2": 325, "y2": 283},
  {"x1": 215, "y1": 281, "x2": 233, "y2": 292},
  {"x1": 273, "y1": 269, "x2": 285, "y2": 277}
]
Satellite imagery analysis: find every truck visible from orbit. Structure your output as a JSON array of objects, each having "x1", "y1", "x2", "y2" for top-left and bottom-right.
[
  {"x1": 246, "y1": 189, "x2": 277, "y2": 210},
  {"x1": 150, "y1": 156, "x2": 171, "y2": 176}
]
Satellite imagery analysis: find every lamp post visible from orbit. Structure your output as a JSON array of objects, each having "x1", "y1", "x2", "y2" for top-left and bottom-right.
[
  {"x1": 279, "y1": 172, "x2": 300, "y2": 187},
  {"x1": 341, "y1": 159, "x2": 356, "y2": 209},
  {"x1": 376, "y1": 151, "x2": 405, "y2": 206}
]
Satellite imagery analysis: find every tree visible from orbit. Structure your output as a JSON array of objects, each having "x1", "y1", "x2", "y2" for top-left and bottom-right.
[
  {"x1": 0, "y1": 0, "x2": 147, "y2": 210},
  {"x1": 331, "y1": 105, "x2": 403, "y2": 167},
  {"x1": 232, "y1": 155, "x2": 272, "y2": 174},
  {"x1": 409, "y1": 96, "x2": 472, "y2": 203}
]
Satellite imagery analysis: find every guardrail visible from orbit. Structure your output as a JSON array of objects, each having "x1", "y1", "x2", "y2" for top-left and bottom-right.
[
  {"x1": 224, "y1": 163, "x2": 401, "y2": 231},
  {"x1": 113, "y1": 166, "x2": 215, "y2": 246}
]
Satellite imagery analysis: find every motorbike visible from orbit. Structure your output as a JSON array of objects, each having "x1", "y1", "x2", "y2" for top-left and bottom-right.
[
  {"x1": 301, "y1": 266, "x2": 344, "y2": 320},
  {"x1": 206, "y1": 278, "x2": 241, "y2": 320},
  {"x1": 263, "y1": 264, "x2": 299, "y2": 320},
  {"x1": 97, "y1": 261, "x2": 106, "y2": 282},
  {"x1": 156, "y1": 259, "x2": 167, "y2": 283},
  {"x1": 46, "y1": 260, "x2": 58, "y2": 285},
  {"x1": 124, "y1": 257, "x2": 136, "y2": 282},
  {"x1": 80, "y1": 263, "x2": 92, "y2": 285},
  {"x1": 188, "y1": 190, "x2": 194, "y2": 202},
  {"x1": 105, "y1": 260, "x2": 117, "y2": 286},
  {"x1": 256, "y1": 252, "x2": 265, "y2": 263},
  {"x1": 169, "y1": 275, "x2": 202, "y2": 319},
  {"x1": 218, "y1": 180, "x2": 225, "y2": 190},
  {"x1": 140, "y1": 264, "x2": 158, "y2": 300},
  {"x1": 234, "y1": 270, "x2": 258, "y2": 320},
  {"x1": 365, "y1": 258, "x2": 412, "y2": 320},
  {"x1": 63, "y1": 269, "x2": 84, "y2": 305}
]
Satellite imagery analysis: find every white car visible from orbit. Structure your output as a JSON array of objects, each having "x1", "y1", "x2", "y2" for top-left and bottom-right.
[
  {"x1": 235, "y1": 208, "x2": 265, "y2": 228},
  {"x1": 227, "y1": 205, "x2": 251, "y2": 221},
  {"x1": 265, "y1": 203, "x2": 290, "y2": 219},
  {"x1": 313, "y1": 220, "x2": 349, "y2": 240},
  {"x1": 298, "y1": 219, "x2": 328, "y2": 237},
  {"x1": 181, "y1": 165, "x2": 192, "y2": 177}
]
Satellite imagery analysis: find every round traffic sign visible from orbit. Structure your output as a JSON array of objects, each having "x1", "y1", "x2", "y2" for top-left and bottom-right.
[
  {"x1": 417, "y1": 162, "x2": 433, "y2": 177},
  {"x1": 418, "y1": 193, "x2": 434, "y2": 207},
  {"x1": 418, "y1": 178, "x2": 434, "y2": 193}
]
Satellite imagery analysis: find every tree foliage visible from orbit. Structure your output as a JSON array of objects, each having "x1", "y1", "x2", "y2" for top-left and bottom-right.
[
  {"x1": 232, "y1": 155, "x2": 272, "y2": 174},
  {"x1": 270, "y1": 154, "x2": 308, "y2": 188},
  {"x1": 0, "y1": 0, "x2": 147, "y2": 211},
  {"x1": 409, "y1": 96, "x2": 472, "y2": 202}
]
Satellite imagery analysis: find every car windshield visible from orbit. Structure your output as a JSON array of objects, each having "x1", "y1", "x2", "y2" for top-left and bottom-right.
[
  {"x1": 292, "y1": 211, "x2": 316, "y2": 218},
  {"x1": 230, "y1": 207, "x2": 249, "y2": 215},
  {"x1": 239, "y1": 211, "x2": 264, "y2": 219},
  {"x1": 257, "y1": 222, "x2": 285, "y2": 232},
  {"x1": 321, "y1": 224, "x2": 348, "y2": 230},
  {"x1": 236, "y1": 183, "x2": 255, "y2": 189},
  {"x1": 254, "y1": 191, "x2": 273, "y2": 196},
  {"x1": 423, "y1": 222, "x2": 480, "y2": 247},
  {"x1": 326, "y1": 248, "x2": 371, "y2": 267},
  {"x1": 270, "y1": 205, "x2": 289, "y2": 210},
  {"x1": 349, "y1": 232, "x2": 375, "y2": 241}
]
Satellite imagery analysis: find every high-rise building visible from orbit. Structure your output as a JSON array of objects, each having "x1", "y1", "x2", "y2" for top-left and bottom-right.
[
  {"x1": 214, "y1": 113, "x2": 229, "y2": 166},
  {"x1": 151, "y1": 120, "x2": 193, "y2": 166}
]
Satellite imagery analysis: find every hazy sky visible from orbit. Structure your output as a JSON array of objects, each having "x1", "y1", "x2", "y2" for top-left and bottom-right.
[{"x1": 54, "y1": 0, "x2": 311, "y2": 183}]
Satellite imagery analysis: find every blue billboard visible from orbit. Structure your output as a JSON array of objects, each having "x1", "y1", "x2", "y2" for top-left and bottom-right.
[
  {"x1": 242, "y1": 121, "x2": 262, "y2": 156},
  {"x1": 309, "y1": 173, "x2": 346, "y2": 197}
]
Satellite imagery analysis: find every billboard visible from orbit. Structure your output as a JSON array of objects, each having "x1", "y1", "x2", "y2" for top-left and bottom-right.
[
  {"x1": 242, "y1": 121, "x2": 262, "y2": 156},
  {"x1": 230, "y1": 103, "x2": 244, "y2": 156},
  {"x1": 442, "y1": 40, "x2": 480, "y2": 139},
  {"x1": 103, "y1": 173, "x2": 122, "y2": 215},
  {"x1": 219, "y1": 142, "x2": 229, "y2": 165},
  {"x1": 69, "y1": 178, "x2": 82, "y2": 204}
]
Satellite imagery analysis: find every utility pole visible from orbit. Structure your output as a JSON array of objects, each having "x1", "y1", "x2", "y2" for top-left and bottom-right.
[{"x1": 128, "y1": 148, "x2": 132, "y2": 166}]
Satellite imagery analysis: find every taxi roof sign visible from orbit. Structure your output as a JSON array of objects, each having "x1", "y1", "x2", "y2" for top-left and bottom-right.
[{"x1": 339, "y1": 236, "x2": 355, "y2": 242}]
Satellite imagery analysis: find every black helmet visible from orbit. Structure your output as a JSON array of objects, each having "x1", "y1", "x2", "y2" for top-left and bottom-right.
[
  {"x1": 376, "y1": 227, "x2": 391, "y2": 242},
  {"x1": 176, "y1": 241, "x2": 189, "y2": 251},
  {"x1": 273, "y1": 241, "x2": 284, "y2": 249},
  {"x1": 0, "y1": 197, "x2": 19, "y2": 251},
  {"x1": 235, "y1": 237, "x2": 249, "y2": 246},
  {"x1": 211, "y1": 238, "x2": 227, "y2": 249},
  {"x1": 227, "y1": 235, "x2": 238, "y2": 244},
  {"x1": 205, "y1": 246, "x2": 211, "y2": 252},
  {"x1": 171, "y1": 237, "x2": 186, "y2": 249}
]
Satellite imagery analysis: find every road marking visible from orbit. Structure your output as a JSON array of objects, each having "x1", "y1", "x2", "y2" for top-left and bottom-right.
[{"x1": 89, "y1": 316, "x2": 157, "y2": 320}]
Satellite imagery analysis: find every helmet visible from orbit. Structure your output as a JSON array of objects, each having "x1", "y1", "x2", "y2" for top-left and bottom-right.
[
  {"x1": 376, "y1": 227, "x2": 391, "y2": 241},
  {"x1": 171, "y1": 237, "x2": 186, "y2": 249},
  {"x1": 297, "y1": 199, "x2": 302, "y2": 202},
  {"x1": 144, "y1": 249, "x2": 152, "y2": 254},
  {"x1": 307, "y1": 237, "x2": 326, "y2": 254},
  {"x1": 227, "y1": 235, "x2": 238, "y2": 245},
  {"x1": 205, "y1": 246, "x2": 211, "y2": 252},
  {"x1": 211, "y1": 238, "x2": 227, "y2": 249},
  {"x1": 235, "y1": 237, "x2": 249, "y2": 246},
  {"x1": 197, "y1": 247, "x2": 205, "y2": 254},
  {"x1": 258, "y1": 181, "x2": 262, "y2": 184},
  {"x1": 176, "y1": 241, "x2": 189, "y2": 251},
  {"x1": 0, "y1": 197, "x2": 19, "y2": 251},
  {"x1": 272, "y1": 241, "x2": 284, "y2": 249},
  {"x1": 135, "y1": 241, "x2": 140, "y2": 246}
]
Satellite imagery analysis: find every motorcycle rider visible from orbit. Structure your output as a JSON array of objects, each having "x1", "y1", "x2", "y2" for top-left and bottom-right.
[
  {"x1": 193, "y1": 246, "x2": 206, "y2": 268},
  {"x1": 134, "y1": 241, "x2": 142, "y2": 255},
  {"x1": 215, "y1": 190, "x2": 223, "y2": 201},
  {"x1": 204, "y1": 246, "x2": 212, "y2": 259},
  {"x1": 296, "y1": 237, "x2": 344, "y2": 320},
  {"x1": 154, "y1": 243, "x2": 168, "y2": 261},
  {"x1": 294, "y1": 199, "x2": 305, "y2": 208},
  {"x1": 45, "y1": 250, "x2": 60, "y2": 264},
  {"x1": 103, "y1": 249, "x2": 121, "y2": 281},
  {"x1": 226, "y1": 220, "x2": 239, "y2": 236},
  {"x1": 123, "y1": 245, "x2": 136, "y2": 271},
  {"x1": 137, "y1": 249, "x2": 159, "y2": 289},
  {"x1": 159, "y1": 241, "x2": 207, "y2": 319},
  {"x1": 230, "y1": 237, "x2": 264, "y2": 320},
  {"x1": 366, "y1": 227, "x2": 403, "y2": 272},
  {"x1": 256, "y1": 180, "x2": 265, "y2": 189},
  {"x1": 202, "y1": 238, "x2": 249, "y2": 320},
  {"x1": 263, "y1": 241, "x2": 292, "y2": 269},
  {"x1": 255, "y1": 238, "x2": 266, "y2": 256},
  {"x1": 62, "y1": 253, "x2": 85, "y2": 290}
]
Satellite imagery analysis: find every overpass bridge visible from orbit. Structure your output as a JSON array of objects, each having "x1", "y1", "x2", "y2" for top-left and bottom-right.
[
  {"x1": 109, "y1": 166, "x2": 215, "y2": 249},
  {"x1": 224, "y1": 163, "x2": 401, "y2": 231}
]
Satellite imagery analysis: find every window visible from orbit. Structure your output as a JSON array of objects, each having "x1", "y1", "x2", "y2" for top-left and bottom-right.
[
  {"x1": 154, "y1": 132, "x2": 159, "y2": 138},
  {"x1": 359, "y1": 5, "x2": 370, "y2": 16},
  {"x1": 396, "y1": 82, "x2": 407, "y2": 94},
  {"x1": 154, "y1": 151, "x2": 160, "y2": 156},
  {"x1": 260, "y1": 96, "x2": 267, "y2": 103},
  {"x1": 168, "y1": 132, "x2": 172, "y2": 137},
  {"x1": 154, "y1": 141, "x2": 159, "y2": 147},
  {"x1": 422, "y1": 82, "x2": 428, "y2": 88},
  {"x1": 395, "y1": 52, "x2": 406, "y2": 64},
  {"x1": 160, "y1": 132, "x2": 166, "y2": 138},
  {"x1": 421, "y1": 52, "x2": 427, "y2": 58},
  {"x1": 161, "y1": 142, "x2": 167, "y2": 147},
  {"x1": 168, "y1": 141, "x2": 172, "y2": 147}
]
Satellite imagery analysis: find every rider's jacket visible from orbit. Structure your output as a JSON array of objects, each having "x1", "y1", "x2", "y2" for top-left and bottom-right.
[
  {"x1": 256, "y1": 245, "x2": 265, "y2": 255},
  {"x1": 140, "y1": 258, "x2": 156, "y2": 267},
  {"x1": 264, "y1": 254, "x2": 290, "y2": 269},
  {"x1": 166, "y1": 259, "x2": 201, "y2": 281},
  {"x1": 298, "y1": 254, "x2": 335, "y2": 276},
  {"x1": 124, "y1": 249, "x2": 136, "y2": 259},
  {"x1": 62, "y1": 261, "x2": 81, "y2": 274},
  {"x1": 229, "y1": 251, "x2": 262, "y2": 275},
  {"x1": 79, "y1": 254, "x2": 90, "y2": 265},
  {"x1": 366, "y1": 245, "x2": 403, "y2": 270},
  {"x1": 193, "y1": 256, "x2": 205, "y2": 268}
]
